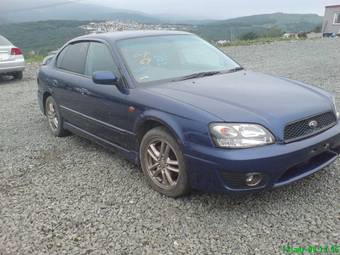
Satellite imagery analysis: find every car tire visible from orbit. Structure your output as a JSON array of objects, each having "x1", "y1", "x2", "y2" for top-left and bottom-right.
[
  {"x1": 13, "y1": 71, "x2": 23, "y2": 80},
  {"x1": 45, "y1": 96, "x2": 69, "y2": 137},
  {"x1": 140, "y1": 126, "x2": 190, "y2": 197}
]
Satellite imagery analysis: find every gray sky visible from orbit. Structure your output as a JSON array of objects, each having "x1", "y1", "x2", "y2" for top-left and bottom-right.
[
  {"x1": 89, "y1": 0, "x2": 340, "y2": 19},
  {"x1": 2, "y1": 0, "x2": 340, "y2": 19}
]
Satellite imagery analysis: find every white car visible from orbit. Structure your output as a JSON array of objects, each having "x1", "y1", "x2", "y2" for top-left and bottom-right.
[{"x1": 0, "y1": 35, "x2": 25, "y2": 79}]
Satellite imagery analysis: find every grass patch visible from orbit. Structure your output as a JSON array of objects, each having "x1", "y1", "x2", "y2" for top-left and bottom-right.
[{"x1": 25, "y1": 55, "x2": 45, "y2": 64}]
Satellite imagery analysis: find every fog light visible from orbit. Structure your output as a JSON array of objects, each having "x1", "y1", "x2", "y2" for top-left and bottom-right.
[{"x1": 245, "y1": 173, "x2": 263, "y2": 187}]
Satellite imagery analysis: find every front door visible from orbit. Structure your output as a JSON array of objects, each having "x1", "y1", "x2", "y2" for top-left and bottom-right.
[{"x1": 71, "y1": 41, "x2": 130, "y2": 148}]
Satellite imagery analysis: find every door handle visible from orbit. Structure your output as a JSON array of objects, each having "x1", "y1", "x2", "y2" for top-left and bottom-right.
[
  {"x1": 51, "y1": 79, "x2": 58, "y2": 87},
  {"x1": 80, "y1": 88, "x2": 89, "y2": 95}
]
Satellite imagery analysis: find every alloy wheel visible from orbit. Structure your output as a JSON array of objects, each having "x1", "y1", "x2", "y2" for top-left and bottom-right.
[
  {"x1": 145, "y1": 139, "x2": 180, "y2": 189},
  {"x1": 46, "y1": 101, "x2": 59, "y2": 132}
]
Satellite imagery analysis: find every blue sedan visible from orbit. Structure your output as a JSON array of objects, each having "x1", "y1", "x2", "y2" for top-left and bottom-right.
[{"x1": 37, "y1": 31, "x2": 340, "y2": 197}]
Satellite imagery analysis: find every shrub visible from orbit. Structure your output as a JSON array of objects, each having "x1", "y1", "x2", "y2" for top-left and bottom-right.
[{"x1": 239, "y1": 31, "x2": 259, "y2": 40}]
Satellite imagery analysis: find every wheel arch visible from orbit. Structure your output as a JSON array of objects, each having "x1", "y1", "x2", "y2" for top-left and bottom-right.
[
  {"x1": 134, "y1": 112, "x2": 185, "y2": 151},
  {"x1": 42, "y1": 91, "x2": 52, "y2": 115}
]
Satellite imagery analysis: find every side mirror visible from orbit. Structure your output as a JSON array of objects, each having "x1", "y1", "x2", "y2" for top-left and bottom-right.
[{"x1": 92, "y1": 71, "x2": 118, "y2": 85}]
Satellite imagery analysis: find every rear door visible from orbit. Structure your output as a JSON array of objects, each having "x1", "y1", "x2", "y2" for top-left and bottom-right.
[
  {"x1": 51, "y1": 40, "x2": 130, "y2": 148},
  {"x1": 51, "y1": 41, "x2": 90, "y2": 128}
]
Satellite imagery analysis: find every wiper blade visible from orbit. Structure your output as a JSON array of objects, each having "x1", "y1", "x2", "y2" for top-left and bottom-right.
[
  {"x1": 173, "y1": 71, "x2": 222, "y2": 81},
  {"x1": 225, "y1": 67, "x2": 244, "y2": 73},
  {"x1": 171, "y1": 67, "x2": 244, "y2": 82}
]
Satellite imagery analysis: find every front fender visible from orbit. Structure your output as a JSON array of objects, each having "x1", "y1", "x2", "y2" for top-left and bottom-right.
[
  {"x1": 128, "y1": 88, "x2": 221, "y2": 154},
  {"x1": 133, "y1": 109, "x2": 186, "y2": 148}
]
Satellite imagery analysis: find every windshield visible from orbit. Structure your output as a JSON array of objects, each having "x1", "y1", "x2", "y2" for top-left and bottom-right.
[{"x1": 117, "y1": 35, "x2": 240, "y2": 84}]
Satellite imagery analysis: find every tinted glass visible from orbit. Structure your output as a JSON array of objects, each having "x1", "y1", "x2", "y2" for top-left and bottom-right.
[
  {"x1": 57, "y1": 42, "x2": 89, "y2": 74},
  {"x1": 335, "y1": 13, "x2": 340, "y2": 24},
  {"x1": 56, "y1": 47, "x2": 67, "y2": 67},
  {"x1": 117, "y1": 35, "x2": 240, "y2": 84},
  {"x1": 85, "y1": 42, "x2": 118, "y2": 76},
  {"x1": 0, "y1": 35, "x2": 12, "y2": 46}
]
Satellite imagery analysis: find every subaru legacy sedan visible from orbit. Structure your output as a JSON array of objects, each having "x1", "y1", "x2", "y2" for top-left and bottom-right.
[{"x1": 37, "y1": 31, "x2": 340, "y2": 197}]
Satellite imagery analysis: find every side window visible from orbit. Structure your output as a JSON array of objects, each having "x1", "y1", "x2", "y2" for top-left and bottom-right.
[
  {"x1": 56, "y1": 42, "x2": 89, "y2": 74},
  {"x1": 85, "y1": 42, "x2": 119, "y2": 77},
  {"x1": 56, "y1": 46, "x2": 67, "y2": 68},
  {"x1": 335, "y1": 13, "x2": 340, "y2": 24}
]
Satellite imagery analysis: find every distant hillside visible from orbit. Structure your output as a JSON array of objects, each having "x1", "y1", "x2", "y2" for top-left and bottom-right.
[
  {"x1": 0, "y1": 13, "x2": 323, "y2": 56},
  {"x1": 0, "y1": 2, "x2": 323, "y2": 31},
  {"x1": 211, "y1": 12, "x2": 322, "y2": 26},
  {"x1": 0, "y1": 3, "x2": 161, "y2": 24},
  {"x1": 195, "y1": 13, "x2": 323, "y2": 40},
  {"x1": 0, "y1": 20, "x2": 87, "y2": 55}
]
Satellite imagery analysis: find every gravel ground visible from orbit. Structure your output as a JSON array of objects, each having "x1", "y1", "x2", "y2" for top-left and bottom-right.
[{"x1": 0, "y1": 39, "x2": 339, "y2": 255}]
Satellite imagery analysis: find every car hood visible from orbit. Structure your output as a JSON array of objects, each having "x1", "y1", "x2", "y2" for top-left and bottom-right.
[{"x1": 144, "y1": 71, "x2": 333, "y2": 141}]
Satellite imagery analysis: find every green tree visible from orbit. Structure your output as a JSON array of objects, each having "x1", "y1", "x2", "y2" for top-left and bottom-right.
[
  {"x1": 239, "y1": 31, "x2": 259, "y2": 40},
  {"x1": 264, "y1": 26, "x2": 284, "y2": 38},
  {"x1": 312, "y1": 24, "x2": 322, "y2": 33}
]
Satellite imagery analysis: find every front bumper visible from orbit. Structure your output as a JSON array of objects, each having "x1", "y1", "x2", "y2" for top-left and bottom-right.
[{"x1": 185, "y1": 123, "x2": 340, "y2": 193}]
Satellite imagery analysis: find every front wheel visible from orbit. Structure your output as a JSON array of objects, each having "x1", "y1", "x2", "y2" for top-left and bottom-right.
[
  {"x1": 140, "y1": 127, "x2": 190, "y2": 197},
  {"x1": 45, "y1": 96, "x2": 69, "y2": 137}
]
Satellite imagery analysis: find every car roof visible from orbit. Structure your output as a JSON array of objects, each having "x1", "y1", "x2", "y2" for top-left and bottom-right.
[{"x1": 71, "y1": 30, "x2": 193, "y2": 43}]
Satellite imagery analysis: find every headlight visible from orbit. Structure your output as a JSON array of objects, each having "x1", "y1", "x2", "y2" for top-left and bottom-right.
[
  {"x1": 332, "y1": 96, "x2": 339, "y2": 119},
  {"x1": 209, "y1": 123, "x2": 275, "y2": 148}
]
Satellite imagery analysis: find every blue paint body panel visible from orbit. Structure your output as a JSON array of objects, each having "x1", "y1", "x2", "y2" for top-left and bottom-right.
[{"x1": 37, "y1": 31, "x2": 340, "y2": 194}]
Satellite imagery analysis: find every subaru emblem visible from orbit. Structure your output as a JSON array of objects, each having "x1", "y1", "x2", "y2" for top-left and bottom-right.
[{"x1": 308, "y1": 120, "x2": 318, "y2": 128}]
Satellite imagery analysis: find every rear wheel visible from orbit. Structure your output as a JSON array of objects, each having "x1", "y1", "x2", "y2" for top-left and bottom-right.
[
  {"x1": 140, "y1": 127, "x2": 190, "y2": 197},
  {"x1": 13, "y1": 71, "x2": 23, "y2": 80},
  {"x1": 45, "y1": 96, "x2": 69, "y2": 137}
]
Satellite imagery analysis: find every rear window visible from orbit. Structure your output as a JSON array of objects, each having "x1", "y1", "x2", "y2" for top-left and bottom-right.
[
  {"x1": 0, "y1": 35, "x2": 12, "y2": 46},
  {"x1": 56, "y1": 42, "x2": 89, "y2": 74}
]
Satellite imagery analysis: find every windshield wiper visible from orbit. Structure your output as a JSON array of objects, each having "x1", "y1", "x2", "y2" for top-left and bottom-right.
[
  {"x1": 173, "y1": 71, "x2": 222, "y2": 81},
  {"x1": 171, "y1": 67, "x2": 244, "y2": 82},
  {"x1": 225, "y1": 67, "x2": 244, "y2": 73}
]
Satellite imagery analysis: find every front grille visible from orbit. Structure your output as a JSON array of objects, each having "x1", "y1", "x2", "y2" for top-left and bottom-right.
[{"x1": 284, "y1": 112, "x2": 337, "y2": 143}]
